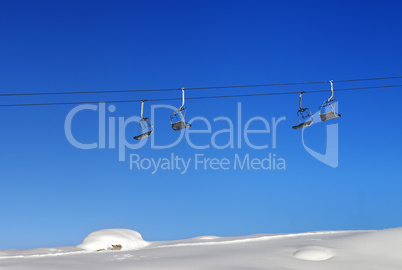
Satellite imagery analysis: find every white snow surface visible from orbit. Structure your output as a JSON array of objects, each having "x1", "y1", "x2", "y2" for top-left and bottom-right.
[{"x1": 1, "y1": 227, "x2": 402, "y2": 270}]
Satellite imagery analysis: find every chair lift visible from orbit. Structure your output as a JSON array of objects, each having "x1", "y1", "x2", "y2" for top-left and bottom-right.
[
  {"x1": 292, "y1": 92, "x2": 313, "y2": 130},
  {"x1": 319, "y1": 80, "x2": 341, "y2": 121},
  {"x1": 170, "y1": 88, "x2": 191, "y2": 131},
  {"x1": 134, "y1": 100, "x2": 153, "y2": 140}
]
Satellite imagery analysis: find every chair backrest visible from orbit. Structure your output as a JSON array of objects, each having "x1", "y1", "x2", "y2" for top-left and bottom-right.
[
  {"x1": 297, "y1": 108, "x2": 313, "y2": 124},
  {"x1": 320, "y1": 111, "x2": 338, "y2": 121},
  {"x1": 139, "y1": 118, "x2": 153, "y2": 134},
  {"x1": 172, "y1": 120, "x2": 185, "y2": 131}
]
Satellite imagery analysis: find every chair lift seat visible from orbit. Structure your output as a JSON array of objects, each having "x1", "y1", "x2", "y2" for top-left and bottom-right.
[
  {"x1": 320, "y1": 111, "x2": 340, "y2": 121},
  {"x1": 292, "y1": 120, "x2": 313, "y2": 130},
  {"x1": 134, "y1": 130, "x2": 152, "y2": 140},
  {"x1": 171, "y1": 120, "x2": 191, "y2": 131}
]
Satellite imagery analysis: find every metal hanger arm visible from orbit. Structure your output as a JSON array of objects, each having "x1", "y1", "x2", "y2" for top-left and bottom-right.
[
  {"x1": 328, "y1": 80, "x2": 334, "y2": 101},
  {"x1": 180, "y1": 88, "x2": 185, "y2": 110}
]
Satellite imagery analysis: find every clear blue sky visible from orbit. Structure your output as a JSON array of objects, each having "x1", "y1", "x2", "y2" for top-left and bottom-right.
[{"x1": 0, "y1": 0, "x2": 401, "y2": 249}]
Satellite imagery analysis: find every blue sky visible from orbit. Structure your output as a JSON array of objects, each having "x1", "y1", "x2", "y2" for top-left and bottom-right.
[{"x1": 0, "y1": 0, "x2": 401, "y2": 249}]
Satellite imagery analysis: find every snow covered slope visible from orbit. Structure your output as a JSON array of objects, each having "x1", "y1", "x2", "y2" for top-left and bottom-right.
[{"x1": 0, "y1": 227, "x2": 401, "y2": 270}]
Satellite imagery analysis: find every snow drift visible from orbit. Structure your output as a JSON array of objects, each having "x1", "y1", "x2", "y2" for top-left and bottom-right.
[
  {"x1": 293, "y1": 246, "x2": 335, "y2": 261},
  {"x1": 1, "y1": 227, "x2": 402, "y2": 270},
  {"x1": 77, "y1": 229, "x2": 149, "y2": 251}
]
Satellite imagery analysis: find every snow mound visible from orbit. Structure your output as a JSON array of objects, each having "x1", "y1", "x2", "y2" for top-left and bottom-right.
[
  {"x1": 194, "y1": 235, "x2": 219, "y2": 240},
  {"x1": 293, "y1": 246, "x2": 335, "y2": 261},
  {"x1": 77, "y1": 229, "x2": 149, "y2": 251}
]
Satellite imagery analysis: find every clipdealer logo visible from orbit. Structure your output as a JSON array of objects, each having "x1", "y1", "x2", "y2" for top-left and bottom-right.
[{"x1": 64, "y1": 101, "x2": 339, "y2": 172}]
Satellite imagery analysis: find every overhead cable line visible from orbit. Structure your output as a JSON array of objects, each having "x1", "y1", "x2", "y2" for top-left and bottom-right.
[
  {"x1": 1, "y1": 76, "x2": 401, "y2": 97},
  {"x1": 1, "y1": 84, "x2": 401, "y2": 107}
]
